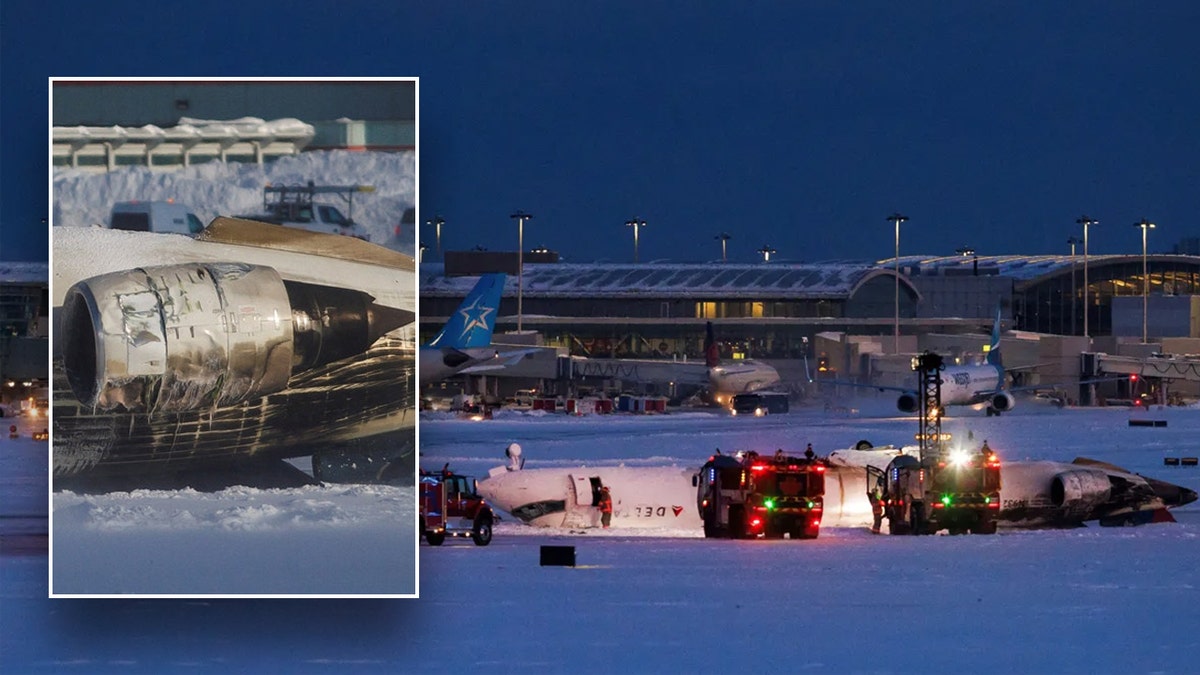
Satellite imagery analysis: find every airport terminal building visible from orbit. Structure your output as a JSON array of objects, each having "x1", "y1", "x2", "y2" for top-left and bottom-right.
[{"x1": 420, "y1": 250, "x2": 1200, "y2": 400}]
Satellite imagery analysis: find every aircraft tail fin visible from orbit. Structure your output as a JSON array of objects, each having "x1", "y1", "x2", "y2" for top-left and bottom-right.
[
  {"x1": 986, "y1": 306, "x2": 1003, "y2": 368},
  {"x1": 427, "y1": 273, "x2": 506, "y2": 349},
  {"x1": 705, "y1": 321, "x2": 720, "y2": 368}
]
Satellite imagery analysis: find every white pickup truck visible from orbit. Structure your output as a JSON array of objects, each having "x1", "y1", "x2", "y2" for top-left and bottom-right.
[{"x1": 238, "y1": 182, "x2": 374, "y2": 240}]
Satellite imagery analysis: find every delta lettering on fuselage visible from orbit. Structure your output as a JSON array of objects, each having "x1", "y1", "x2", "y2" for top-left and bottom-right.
[{"x1": 631, "y1": 504, "x2": 686, "y2": 519}]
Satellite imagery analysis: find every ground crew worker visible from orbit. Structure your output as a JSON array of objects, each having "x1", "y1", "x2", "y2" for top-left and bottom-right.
[
  {"x1": 598, "y1": 487, "x2": 614, "y2": 528},
  {"x1": 804, "y1": 443, "x2": 815, "y2": 460},
  {"x1": 868, "y1": 483, "x2": 885, "y2": 534},
  {"x1": 774, "y1": 448, "x2": 785, "y2": 461}
]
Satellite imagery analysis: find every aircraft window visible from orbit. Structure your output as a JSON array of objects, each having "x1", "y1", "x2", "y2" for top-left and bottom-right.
[{"x1": 298, "y1": 207, "x2": 314, "y2": 222}]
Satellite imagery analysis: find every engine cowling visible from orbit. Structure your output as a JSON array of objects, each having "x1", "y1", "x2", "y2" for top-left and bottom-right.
[
  {"x1": 991, "y1": 391, "x2": 1016, "y2": 412},
  {"x1": 897, "y1": 393, "x2": 919, "y2": 413},
  {"x1": 1050, "y1": 469, "x2": 1112, "y2": 513},
  {"x1": 61, "y1": 263, "x2": 395, "y2": 413}
]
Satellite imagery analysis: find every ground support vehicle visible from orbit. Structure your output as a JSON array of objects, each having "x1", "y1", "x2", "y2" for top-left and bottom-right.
[
  {"x1": 695, "y1": 451, "x2": 826, "y2": 539},
  {"x1": 870, "y1": 352, "x2": 1002, "y2": 535},
  {"x1": 420, "y1": 468, "x2": 495, "y2": 546},
  {"x1": 871, "y1": 449, "x2": 1002, "y2": 535},
  {"x1": 239, "y1": 182, "x2": 373, "y2": 240}
]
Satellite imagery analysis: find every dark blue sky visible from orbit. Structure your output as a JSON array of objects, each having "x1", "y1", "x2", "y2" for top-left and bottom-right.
[{"x1": 3, "y1": 2, "x2": 1198, "y2": 263}]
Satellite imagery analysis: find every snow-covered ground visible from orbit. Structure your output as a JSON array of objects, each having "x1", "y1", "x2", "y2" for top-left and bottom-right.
[
  {"x1": 6, "y1": 403, "x2": 1200, "y2": 673},
  {"x1": 52, "y1": 150, "x2": 415, "y2": 255}
]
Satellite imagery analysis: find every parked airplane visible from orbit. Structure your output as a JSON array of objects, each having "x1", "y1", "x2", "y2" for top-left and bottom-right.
[
  {"x1": 567, "y1": 322, "x2": 780, "y2": 405},
  {"x1": 53, "y1": 218, "x2": 416, "y2": 489},
  {"x1": 845, "y1": 309, "x2": 1083, "y2": 416},
  {"x1": 703, "y1": 322, "x2": 781, "y2": 404},
  {"x1": 418, "y1": 273, "x2": 540, "y2": 384},
  {"x1": 477, "y1": 444, "x2": 1195, "y2": 531}
]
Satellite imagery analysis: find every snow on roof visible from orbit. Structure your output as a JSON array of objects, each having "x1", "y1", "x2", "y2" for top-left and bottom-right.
[
  {"x1": 887, "y1": 253, "x2": 1200, "y2": 282},
  {"x1": 421, "y1": 262, "x2": 905, "y2": 300},
  {"x1": 0, "y1": 262, "x2": 48, "y2": 285}
]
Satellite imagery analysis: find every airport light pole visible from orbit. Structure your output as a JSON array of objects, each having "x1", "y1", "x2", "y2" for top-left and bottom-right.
[
  {"x1": 510, "y1": 211, "x2": 533, "y2": 332},
  {"x1": 1133, "y1": 218, "x2": 1156, "y2": 342},
  {"x1": 1067, "y1": 236, "x2": 1082, "y2": 335},
  {"x1": 887, "y1": 213, "x2": 908, "y2": 353},
  {"x1": 757, "y1": 245, "x2": 776, "y2": 262},
  {"x1": 1076, "y1": 216, "x2": 1098, "y2": 338},
  {"x1": 418, "y1": 241, "x2": 428, "y2": 264},
  {"x1": 426, "y1": 215, "x2": 446, "y2": 259},
  {"x1": 625, "y1": 218, "x2": 646, "y2": 262},
  {"x1": 715, "y1": 232, "x2": 731, "y2": 262}
]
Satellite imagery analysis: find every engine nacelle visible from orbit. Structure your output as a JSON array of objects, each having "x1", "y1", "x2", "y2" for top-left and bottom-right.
[
  {"x1": 991, "y1": 391, "x2": 1016, "y2": 412},
  {"x1": 63, "y1": 263, "x2": 295, "y2": 413},
  {"x1": 1050, "y1": 469, "x2": 1112, "y2": 512},
  {"x1": 62, "y1": 263, "x2": 395, "y2": 413},
  {"x1": 897, "y1": 393, "x2": 919, "y2": 413}
]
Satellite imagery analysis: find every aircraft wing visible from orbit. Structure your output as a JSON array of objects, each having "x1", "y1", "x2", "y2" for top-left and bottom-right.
[
  {"x1": 456, "y1": 347, "x2": 543, "y2": 375},
  {"x1": 824, "y1": 379, "x2": 917, "y2": 396}
]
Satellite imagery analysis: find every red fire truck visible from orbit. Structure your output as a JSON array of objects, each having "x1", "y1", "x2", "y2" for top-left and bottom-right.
[
  {"x1": 420, "y1": 467, "x2": 495, "y2": 546},
  {"x1": 695, "y1": 451, "x2": 826, "y2": 539}
]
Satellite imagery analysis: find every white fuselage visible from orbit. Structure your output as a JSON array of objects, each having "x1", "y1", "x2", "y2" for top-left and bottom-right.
[
  {"x1": 708, "y1": 361, "x2": 781, "y2": 403},
  {"x1": 937, "y1": 364, "x2": 1003, "y2": 406}
]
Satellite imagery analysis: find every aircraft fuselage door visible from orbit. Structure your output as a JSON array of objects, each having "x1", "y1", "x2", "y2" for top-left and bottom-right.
[{"x1": 569, "y1": 474, "x2": 596, "y2": 506}]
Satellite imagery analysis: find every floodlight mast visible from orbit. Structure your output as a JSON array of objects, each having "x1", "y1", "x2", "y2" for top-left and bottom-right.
[{"x1": 887, "y1": 213, "x2": 909, "y2": 353}]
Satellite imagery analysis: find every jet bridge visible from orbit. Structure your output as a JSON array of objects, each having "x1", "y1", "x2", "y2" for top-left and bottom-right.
[{"x1": 1081, "y1": 352, "x2": 1200, "y2": 405}]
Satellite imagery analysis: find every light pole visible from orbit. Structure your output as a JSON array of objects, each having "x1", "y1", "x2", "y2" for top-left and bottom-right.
[
  {"x1": 1076, "y1": 216, "x2": 1097, "y2": 338},
  {"x1": 1067, "y1": 236, "x2": 1082, "y2": 335},
  {"x1": 425, "y1": 215, "x2": 446, "y2": 259},
  {"x1": 418, "y1": 241, "x2": 428, "y2": 264},
  {"x1": 625, "y1": 218, "x2": 646, "y2": 262},
  {"x1": 757, "y1": 245, "x2": 776, "y2": 262},
  {"x1": 1133, "y1": 218, "x2": 1156, "y2": 342},
  {"x1": 510, "y1": 211, "x2": 533, "y2": 332},
  {"x1": 715, "y1": 232, "x2": 731, "y2": 262},
  {"x1": 887, "y1": 213, "x2": 908, "y2": 353}
]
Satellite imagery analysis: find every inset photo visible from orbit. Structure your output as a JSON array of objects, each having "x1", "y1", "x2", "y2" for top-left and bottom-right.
[{"x1": 49, "y1": 78, "x2": 417, "y2": 596}]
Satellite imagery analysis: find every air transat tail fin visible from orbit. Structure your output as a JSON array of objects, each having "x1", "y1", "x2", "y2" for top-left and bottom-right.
[
  {"x1": 986, "y1": 306, "x2": 1003, "y2": 368},
  {"x1": 705, "y1": 321, "x2": 720, "y2": 368},
  {"x1": 426, "y1": 273, "x2": 506, "y2": 349}
]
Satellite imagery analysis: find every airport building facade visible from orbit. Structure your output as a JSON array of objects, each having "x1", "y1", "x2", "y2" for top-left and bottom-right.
[
  {"x1": 420, "y1": 251, "x2": 1200, "y2": 401},
  {"x1": 421, "y1": 252, "x2": 1200, "y2": 355}
]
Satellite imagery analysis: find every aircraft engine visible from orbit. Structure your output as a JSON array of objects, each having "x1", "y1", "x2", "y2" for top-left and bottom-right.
[
  {"x1": 1050, "y1": 469, "x2": 1112, "y2": 513},
  {"x1": 897, "y1": 393, "x2": 919, "y2": 413},
  {"x1": 62, "y1": 263, "x2": 395, "y2": 413},
  {"x1": 991, "y1": 391, "x2": 1016, "y2": 412}
]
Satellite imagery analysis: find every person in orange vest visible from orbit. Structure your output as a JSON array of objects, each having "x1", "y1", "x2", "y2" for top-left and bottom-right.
[{"x1": 598, "y1": 486, "x2": 614, "y2": 528}]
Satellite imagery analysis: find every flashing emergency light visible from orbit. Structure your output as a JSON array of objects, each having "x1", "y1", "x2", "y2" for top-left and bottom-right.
[
  {"x1": 948, "y1": 449, "x2": 970, "y2": 467},
  {"x1": 1130, "y1": 374, "x2": 1139, "y2": 382},
  {"x1": 750, "y1": 464, "x2": 767, "y2": 472},
  {"x1": 805, "y1": 500, "x2": 814, "y2": 509},
  {"x1": 941, "y1": 494, "x2": 952, "y2": 507},
  {"x1": 750, "y1": 517, "x2": 763, "y2": 529},
  {"x1": 764, "y1": 498, "x2": 776, "y2": 510}
]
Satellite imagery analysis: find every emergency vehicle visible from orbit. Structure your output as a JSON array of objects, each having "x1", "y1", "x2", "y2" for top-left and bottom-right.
[
  {"x1": 869, "y1": 351, "x2": 1002, "y2": 535},
  {"x1": 420, "y1": 467, "x2": 495, "y2": 546},
  {"x1": 870, "y1": 444, "x2": 1002, "y2": 535},
  {"x1": 695, "y1": 451, "x2": 826, "y2": 539}
]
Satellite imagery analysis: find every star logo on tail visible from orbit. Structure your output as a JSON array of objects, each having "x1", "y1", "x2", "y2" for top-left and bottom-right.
[{"x1": 458, "y1": 296, "x2": 495, "y2": 337}]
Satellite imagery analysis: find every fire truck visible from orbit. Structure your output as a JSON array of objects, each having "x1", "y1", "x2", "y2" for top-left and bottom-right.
[
  {"x1": 695, "y1": 451, "x2": 826, "y2": 539},
  {"x1": 869, "y1": 352, "x2": 1002, "y2": 535},
  {"x1": 420, "y1": 467, "x2": 495, "y2": 546}
]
